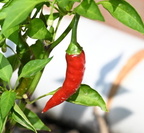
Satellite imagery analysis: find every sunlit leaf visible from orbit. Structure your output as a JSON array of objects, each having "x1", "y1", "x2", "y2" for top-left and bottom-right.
[
  {"x1": 0, "y1": 91, "x2": 16, "y2": 119},
  {"x1": 74, "y1": 0, "x2": 104, "y2": 21},
  {"x1": 3, "y1": 26, "x2": 19, "y2": 44},
  {"x1": 0, "y1": 53, "x2": 13, "y2": 82},
  {"x1": 57, "y1": 0, "x2": 80, "y2": 12},
  {"x1": 19, "y1": 57, "x2": 52, "y2": 78},
  {"x1": 12, "y1": 103, "x2": 37, "y2": 132},
  {"x1": 27, "y1": 18, "x2": 52, "y2": 40},
  {"x1": 67, "y1": 84, "x2": 108, "y2": 111},
  {"x1": 24, "y1": 108, "x2": 51, "y2": 131},
  {"x1": 1, "y1": 0, "x2": 46, "y2": 34},
  {"x1": 99, "y1": 0, "x2": 144, "y2": 33}
]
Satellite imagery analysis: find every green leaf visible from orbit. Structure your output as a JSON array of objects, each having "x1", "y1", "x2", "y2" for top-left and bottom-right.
[
  {"x1": 0, "y1": 8, "x2": 7, "y2": 20},
  {"x1": 74, "y1": 0, "x2": 104, "y2": 21},
  {"x1": 3, "y1": 26, "x2": 19, "y2": 44},
  {"x1": 0, "y1": 115, "x2": 3, "y2": 132},
  {"x1": 27, "y1": 18, "x2": 52, "y2": 40},
  {"x1": 30, "y1": 40, "x2": 45, "y2": 59},
  {"x1": 67, "y1": 84, "x2": 108, "y2": 111},
  {"x1": 19, "y1": 57, "x2": 52, "y2": 78},
  {"x1": 99, "y1": 0, "x2": 144, "y2": 33},
  {"x1": 0, "y1": 91, "x2": 16, "y2": 119},
  {"x1": 1, "y1": 0, "x2": 46, "y2": 34},
  {"x1": 0, "y1": 115, "x2": 7, "y2": 133},
  {"x1": 24, "y1": 108, "x2": 51, "y2": 131},
  {"x1": 7, "y1": 54, "x2": 20, "y2": 71},
  {"x1": 12, "y1": 103, "x2": 37, "y2": 132},
  {"x1": 57, "y1": 0, "x2": 80, "y2": 12},
  {"x1": 40, "y1": 13, "x2": 60, "y2": 26},
  {"x1": 0, "y1": 0, "x2": 9, "y2": 2},
  {"x1": 0, "y1": 53, "x2": 13, "y2": 82}
]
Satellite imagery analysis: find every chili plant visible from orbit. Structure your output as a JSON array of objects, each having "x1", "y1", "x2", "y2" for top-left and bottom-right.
[{"x1": 0, "y1": 0, "x2": 143, "y2": 132}]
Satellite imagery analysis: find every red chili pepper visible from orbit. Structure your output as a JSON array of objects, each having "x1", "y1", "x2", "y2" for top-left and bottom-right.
[{"x1": 42, "y1": 50, "x2": 85, "y2": 113}]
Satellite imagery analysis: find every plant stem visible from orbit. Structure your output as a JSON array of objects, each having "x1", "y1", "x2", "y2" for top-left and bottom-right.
[
  {"x1": 28, "y1": 88, "x2": 58, "y2": 104},
  {"x1": 47, "y1": 0, "x2": 56, "y2": 27},
  {"x1": 53, "y1": 15, "x2": 63, "y2": 41},
  {"x1": 71, "y1": 14, "x2": 80, "y2": 44},
  {"x1": 66, "y1": 14, "x2": 82, "y2": 55},
  {"x1": 47, "y1": 16, "x2": 75, "y2": 54},
  {"x1": 27, "y1": 71, "x2": 43, "y2": 97}
]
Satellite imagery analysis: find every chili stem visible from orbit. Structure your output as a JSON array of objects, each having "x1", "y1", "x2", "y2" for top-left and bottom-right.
[
  {"x1": 66, "y1": 14, "x2": 82, "y2": 55},
  {"x1": 71, "y1": 14, "x2": 80, "y2": 44}
]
